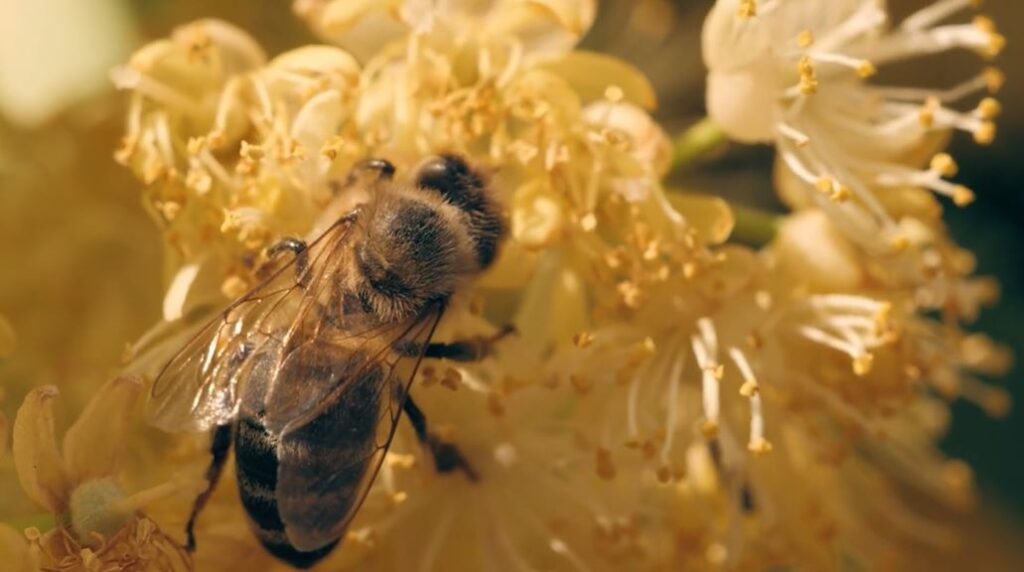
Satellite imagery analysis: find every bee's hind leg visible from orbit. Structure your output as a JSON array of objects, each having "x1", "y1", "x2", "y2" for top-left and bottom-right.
[
  {"x1": 401, "y1": 396, "x2": 479, "y2": 482},
  {"x1": 185, "y1": 424, "x2": 233, "y2": 552}
]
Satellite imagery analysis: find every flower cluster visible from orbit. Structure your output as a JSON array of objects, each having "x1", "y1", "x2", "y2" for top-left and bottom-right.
[
  {"x1": 704, "y1": 0, "x2": 1005, "y2": 312},
  {"x1": 0, "y1": 1, "x2": 1011, "y2": 571}
]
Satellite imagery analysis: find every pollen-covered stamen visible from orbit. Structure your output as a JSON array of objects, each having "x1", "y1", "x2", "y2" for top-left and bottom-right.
[
  {"x1": 797, "y1": 56, "x2": 818, "y2": 95},
  {"x1": 863, "y1": 11, "x2": 1005, "y2": 65},
  {"x1": 807, "y1": 51, "x2": 876, "y2": 78},
  {"x1": 658, "y1": 338, "x2": 687, "y2": 467},
  {"x1": 872, "y1": 160, "x2": 976, "y2": 207},
  {"x1": 692, "y1": 318, "x2": 723, "y2": 436},
  {"x1": 736, "y1": 0, "x2": 757, "y2": 19},
  {"x1": 874, "y1": 68, "x2": 1003, "y2": 106},
  {"x1": 777, "y1": 122, "x2": 810, "y2": 147},
  {"x1": 901, "y1": 0, "x2": 979, "y2": 33},
  {"x1": 110, "y1": 66, "x2": 206, "y2": 117},
  {"x1": 811, "y1": 2, "x2": 888, "y2": 55},
  {"x1": 188, "y1": 137, "x2": 240, "y2": 191},
  {"x1": 209, "y1": 76, "x2": 247, "y2": 145},
  {"x1": 728, "y1": 348, "x2": 772, "y2": 454},
  {"x1": 799, "y1": 295, "x2": 899, "y2": 375}
]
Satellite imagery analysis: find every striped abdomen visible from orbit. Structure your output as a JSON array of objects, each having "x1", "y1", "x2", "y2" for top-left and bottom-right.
[{"x1": 235, "y1": 365, "x2": 383, "y2": 569}]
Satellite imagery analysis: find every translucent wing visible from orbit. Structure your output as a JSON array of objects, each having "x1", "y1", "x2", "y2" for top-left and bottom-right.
[
  {"x1": 146, "y1": 216, "x2": 359, "y2": 433},
  {"x1": 275, "y1": 303, "x2": 444, "y2": 552}
]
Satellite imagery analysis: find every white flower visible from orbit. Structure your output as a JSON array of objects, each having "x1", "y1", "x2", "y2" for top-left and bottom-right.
[{"x1": 702, "y1": 0, "x2": 1004, "y2": 253}]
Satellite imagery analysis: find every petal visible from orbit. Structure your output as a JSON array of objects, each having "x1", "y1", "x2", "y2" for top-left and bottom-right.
[
  {"x1": 0, "y1": 524, "x2": 31, "y2": 572},
  {"x1": 62, "y1": 376, "x2": 143, "y2": 484},
  {"x1": 484, "y1": 0, "x2": 596, "y2": 57},
  {"x1": 290, "y1": 89, "x2": 346, "y2": 184},
  {"x1": 302, "y1": 0, "x2": 408, "y2": 62},
  {"x1": 666, "y1": 192, "x2": 736, "y2": 246},
  {"x1": 511, "y1": 180, "x2": 567, "y2": 249},
  {"x1": 514, "y1": 250, "x2": 589, "y2": 353},
  {"x1": 268, "y1": 45, "x2": 361, "y2": 87},
  {"x1": 537, "y1": 52, "x2": 657, "y2": 110},
  {"x1": 774, "y1": 211, "x2": 865, "y2": 292},
  {"x1": 583, "y1": 101, "x2": 671, "y2": 175},
  {"x1": 163, "y1": 262, "x2": 201, "y2": 322},
  {"x1": 12, "y1": 386, "x2": 70, "y2": 513},
  {"x1": 170, "y1": 19, "x2": 267, "y2": 76}
]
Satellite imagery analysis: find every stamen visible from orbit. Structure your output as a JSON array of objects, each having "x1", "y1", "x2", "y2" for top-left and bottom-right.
[
  {"x1": 692, "y1": 318, "x2": 722, "y2": 435},
  {"x1": 110, "y1": 66, "x2": 204, "y2": 116},
  {"x1": 798, "y1": 56, "x2": 818, "y2": 95},
  {"x1": 659, "y1": 345, "x2": 687, "y2": 463},
  {"x1": 902, "y1": 0, "x2": 977, "y2": 33}
]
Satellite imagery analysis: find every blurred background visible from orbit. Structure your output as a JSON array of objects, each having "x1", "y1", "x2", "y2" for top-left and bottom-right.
[{"x1": 0, "y1": 0, "x2": 1021, "y2": 566}]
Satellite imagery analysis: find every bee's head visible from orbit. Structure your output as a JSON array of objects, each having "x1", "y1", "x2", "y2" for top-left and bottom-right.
[{"x1": 413, "y1": 154, "x2": 505, "y2": 269}]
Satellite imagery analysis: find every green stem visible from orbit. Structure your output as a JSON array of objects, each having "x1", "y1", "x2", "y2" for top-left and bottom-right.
[
  {"x1": 730, "y1": 204, "x2": 780, "y2": 246},
  {"x1": 669, "y1": 117, "x2": 727, "y2": 172}
]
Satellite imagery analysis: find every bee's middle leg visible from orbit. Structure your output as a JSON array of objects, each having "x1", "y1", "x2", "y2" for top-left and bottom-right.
[
  {"x1": 401, "y1": 395, "x2": 479, "y2": 481},
  {"x1": 184, "y1": 423, "x2": 233, "y2": 552}
]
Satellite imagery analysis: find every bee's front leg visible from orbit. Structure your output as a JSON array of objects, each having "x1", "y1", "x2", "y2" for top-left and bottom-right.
[
  {"x1": 265, "y1": 237, "x2": 309, "y2": 286},
  {"x1": 422, "y1": 324, "x2": 515, "y2": 361}
]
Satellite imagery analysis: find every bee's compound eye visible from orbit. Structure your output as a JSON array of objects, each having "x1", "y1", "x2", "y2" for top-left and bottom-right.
[{"x1": 414, "y1": 154, "x2": 472, "y2": 197}]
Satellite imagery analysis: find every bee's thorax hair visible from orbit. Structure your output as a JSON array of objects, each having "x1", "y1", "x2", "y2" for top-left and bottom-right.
[{"x1": 351, "y1": 155, "x2": 504, "y2": 321}]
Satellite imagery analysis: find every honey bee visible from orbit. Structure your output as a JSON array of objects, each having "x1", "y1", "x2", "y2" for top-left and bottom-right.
[{"x1": 147, "y1": 155, "x2": 506, "y2": 568}]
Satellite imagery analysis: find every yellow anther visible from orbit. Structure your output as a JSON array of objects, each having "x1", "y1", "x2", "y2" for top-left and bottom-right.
[
  {"x1": 739, "y1": 379, "x2": 759, "y2": 398},
  {"x1": 572, "y1": 331, "x2": 595, "y2": 348},
  {"x1": 919, "y1": 97, "x2": 940, "y2": 128},
  {"x1": 976, "y1": 97, "x2": 1002, "y2": 120},
  {"x1": 737, "y1": 0, "x2": 757, "y2": 19},
  {"x1": 797, "y1": 30, "x2": 814, "y2": 48},
  {"x1": 701, "y1": 419, "x2": 720, "y2": 439},
  {"x1": 852, "y1": 352, "x2": 875, "y2": 376},
  {"x1": 798, "y1": 56, "x2": 818, "y2": 95},
  {"x1": 748, "y1": 437, "x2": 773, "y2": 454},
  {"x1": 974, "y1": 121, "x2": 996, "y2": 145},
  {"x1": 856, "y1": 60, "x2": 877, "y2": 78},
  {"x1": 930, "y1": 153, "x2": 959, "y2": 177},
  {"x1": 953, "y1": 185, "x2": 976, "y2": 207},
  {"x1": 603, "y1": 85, "x2": 625, "y2": 103},
  {"x1": 983, "y1": 67, "x2": 1005, "y2": 93}
]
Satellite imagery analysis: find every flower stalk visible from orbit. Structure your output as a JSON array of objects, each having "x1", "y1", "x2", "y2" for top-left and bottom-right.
[{"x1": 669, "y1": 116, "x2": 727, "y2": 172}]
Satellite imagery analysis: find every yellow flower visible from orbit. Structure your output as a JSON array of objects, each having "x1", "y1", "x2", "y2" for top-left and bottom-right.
[{"x1": 9, "y1": 378, "x2": 201, "y2": 571}]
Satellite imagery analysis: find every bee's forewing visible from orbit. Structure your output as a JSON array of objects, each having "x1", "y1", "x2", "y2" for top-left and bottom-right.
[
  {"x1": 146, "y1": 218, "x2": 358, "y2": 433},
  {"x1": 274, "y1": 304, "x2": 443, "y2": 552}
]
